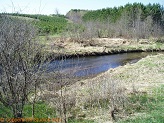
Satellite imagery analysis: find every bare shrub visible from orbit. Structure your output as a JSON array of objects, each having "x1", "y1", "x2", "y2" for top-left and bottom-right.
[
  {"x1": 39, "y1": 56, "x2": 80, "y2": 123},
  {"x1": 0, "y1": 15, "x2": 47, "y2": 118}
]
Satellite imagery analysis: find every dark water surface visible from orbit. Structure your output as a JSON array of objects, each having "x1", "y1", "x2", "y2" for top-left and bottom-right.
[{"x1": 46, "y1": 52, "x2": 157, "y2": 77}]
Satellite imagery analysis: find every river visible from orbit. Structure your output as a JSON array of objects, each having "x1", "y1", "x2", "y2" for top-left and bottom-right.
[{"x1": 46, "y1": 52, "x2": 157, "y2": 77}]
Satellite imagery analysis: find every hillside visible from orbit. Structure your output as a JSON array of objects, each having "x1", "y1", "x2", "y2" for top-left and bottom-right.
[
  {"x1": 66, "y1": 9, "x2": 88, "y2": 23},
  {"x1": 0, "y1": 13, "x2": 68, "y2": 35}
]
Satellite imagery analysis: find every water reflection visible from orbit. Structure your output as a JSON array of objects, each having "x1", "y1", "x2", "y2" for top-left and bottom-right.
[{"x1": 47, "y1": 52, "x2": 157, "y2": 77}]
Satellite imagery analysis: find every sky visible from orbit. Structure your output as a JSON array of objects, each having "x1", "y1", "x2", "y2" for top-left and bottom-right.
[{"x1": 0, "y1": 0, "x2": 164, "y2": 15}]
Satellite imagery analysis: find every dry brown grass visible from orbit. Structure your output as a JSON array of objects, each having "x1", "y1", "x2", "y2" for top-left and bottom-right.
[
  {"x1": 41, "y1": 36, "x2": 164, "y2": 57},
  {"x1": 48, "y1": 53, "x2": 164, "y2": 122}
]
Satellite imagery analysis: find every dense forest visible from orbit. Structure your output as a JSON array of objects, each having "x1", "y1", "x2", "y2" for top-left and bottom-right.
[
  {"x1": 79, "y1": 3, "x2": 164, "y2": 38},
  {"x1": 83, "y1": 3, "x2": 164, "y2": 22},
  {"x1": 0, "y1": 13, "x2": 68, "y2": 35}
]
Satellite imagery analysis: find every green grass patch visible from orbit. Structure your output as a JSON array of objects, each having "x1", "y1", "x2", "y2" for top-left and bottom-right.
[
  {"x1": 0, "y1": 102, "x2": 56, "y2": 122},
  {"x1": 23, "y1": 102, "x2": 56, "y2": 118},
  {"x1": 0, "y1": 103, "x2": 13, "y2": 118},
  {"x1": 0, "y1": 101, "x2": 95, "y2": 123},
  {"x1": 118, "y1": 85, "x2": 164, "y2": 123}
]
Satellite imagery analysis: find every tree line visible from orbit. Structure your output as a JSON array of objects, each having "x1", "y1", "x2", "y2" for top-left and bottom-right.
[
  {"x1": 0, "y1": 13, "x2": 68, "y2": 35},
  {"x1": 79, "y1": 3, "x2": 164, "y2": 38},
  {"x1": 83, "y1": 3, "x2": 164, "y2": 23}
]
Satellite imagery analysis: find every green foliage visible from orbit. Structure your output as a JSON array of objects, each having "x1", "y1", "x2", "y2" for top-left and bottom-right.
[
  {"x1": 81, "y1": 3, "x2": 164, "y2": 38},
  {"x1": 65, "y1": 23, "x2": 85, "y2": 33},
  {"x1": 83, "y1": 3, "x2": 164, "y2": 24},
  {"x1": 0, "y1": 13, "x2": 68, "y2": 35}
]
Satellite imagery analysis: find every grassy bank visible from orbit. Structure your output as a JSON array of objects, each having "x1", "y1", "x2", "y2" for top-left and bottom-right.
[
  {"x1": 118, "y1": 85, "x2": 164, "y2": 123},
  {"x1": 40, "y1": 36, "x2": 164, "y2": 58},
  {"x1": 49, "y1": 53, "x2": 163, "y2": 122}
]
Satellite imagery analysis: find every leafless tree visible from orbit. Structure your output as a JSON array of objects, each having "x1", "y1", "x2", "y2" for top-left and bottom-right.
[
  {"x1": 0, "y1": 15, "x2": 47, "y2": 119},
  {"x1": 39, "y1": 54, "x2": 82, "y2": 123},
  {"x1": 55, "y1": 8, "x2": 60, "y2": 16}
]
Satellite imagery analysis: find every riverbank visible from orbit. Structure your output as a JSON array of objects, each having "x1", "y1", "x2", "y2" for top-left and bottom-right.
[
  {"x1": 41, "y1": 37, "x2": 164, "y2": 58},
  {"x1": 43, "y1": 53, "x2": 164, "y2": 122},
  {"x1": 39, "y1": 37, "x2": 164, "y2": 122}
]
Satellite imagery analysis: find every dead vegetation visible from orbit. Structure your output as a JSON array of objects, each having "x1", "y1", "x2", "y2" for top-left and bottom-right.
[
  {"x1": 37, "y1": 53, "x2": 164, "y2": 122},
  {"x1": 41, "y1": 35, "x2": 164, "y2": 58}
]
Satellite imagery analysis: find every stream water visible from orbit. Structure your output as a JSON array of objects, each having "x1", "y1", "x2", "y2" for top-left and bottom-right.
[{"x1": 46, "y1": 52, "x2": 157, "y2": 77}]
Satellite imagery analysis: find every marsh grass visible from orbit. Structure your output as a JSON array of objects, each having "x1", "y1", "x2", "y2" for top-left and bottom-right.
[{"x1": 118, "y1": 85, "x2": 164, "y2": 123}]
